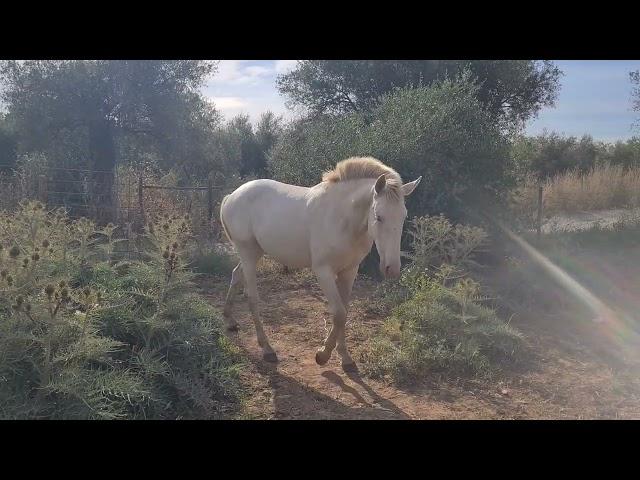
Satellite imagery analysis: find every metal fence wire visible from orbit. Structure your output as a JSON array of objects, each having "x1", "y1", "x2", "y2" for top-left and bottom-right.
[{"x1": 0, "y1": 164, "x2": 225, "y2": 258}]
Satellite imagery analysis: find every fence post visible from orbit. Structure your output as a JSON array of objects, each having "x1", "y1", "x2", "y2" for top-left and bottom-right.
[
  {"x1": 207, "y1": 179, "x2": 213, "y2": 222},
  {"x1": 536, "y1": 185, "x2": 544, "y2": 239},
  {"x1": 138, "y1": 175, "x2": 145, "y2": 227},
  {"x1": 38, "y1": 175, "x2": 48, "y2": 205}
]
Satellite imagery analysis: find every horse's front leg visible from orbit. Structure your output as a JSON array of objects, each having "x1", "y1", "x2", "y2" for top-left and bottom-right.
[
  {"x1": 336, "y1": 265, "x2": 359, "y2": 371},
  {"x1": 313, "y1": 265, "x2": 346, "y2": 366}
]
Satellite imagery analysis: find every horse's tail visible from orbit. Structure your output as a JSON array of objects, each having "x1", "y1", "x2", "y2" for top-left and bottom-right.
[{"x1": 219, "y1": 194, "x2": 233, "y2": 244}]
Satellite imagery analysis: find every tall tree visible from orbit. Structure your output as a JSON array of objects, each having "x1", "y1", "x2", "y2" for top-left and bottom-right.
[
  {"x1": 255, "y1": 111, "x2": 283, "y2": 175},
  {"x1": 226, "y1": 114, "x2": 261, "y2": 178},
  {"x1": 0, "y1": 60, "x2": 219, "y2": 220},
  {"x1": 277, "y1": 60, "x2": 562, "y2": 132},
  {"x1": 224, "y1": 112, "x2": 283, "y2": 178}
]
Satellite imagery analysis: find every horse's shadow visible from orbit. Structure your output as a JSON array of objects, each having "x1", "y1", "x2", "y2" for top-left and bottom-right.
[
  {"x1": 246, "y1": 357, "x2": 410, "y2": 420},
  {"x1": 321, "y1": 369, "x2": 411, "y2": 419}
]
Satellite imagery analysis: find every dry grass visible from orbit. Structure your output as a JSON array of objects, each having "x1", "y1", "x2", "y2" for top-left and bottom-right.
[{"x1": 513, "y1": 164, "x2": 640, "y2": 218}]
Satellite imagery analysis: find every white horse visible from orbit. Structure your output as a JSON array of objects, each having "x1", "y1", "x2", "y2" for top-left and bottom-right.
[{"x1": 220, "y1": 156, "x2": 421, "y2": 371}]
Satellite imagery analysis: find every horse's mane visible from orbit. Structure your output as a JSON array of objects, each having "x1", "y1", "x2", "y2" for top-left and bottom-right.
[{"x1": 322, "y1": 157, "x2": 403, "y2": 201}]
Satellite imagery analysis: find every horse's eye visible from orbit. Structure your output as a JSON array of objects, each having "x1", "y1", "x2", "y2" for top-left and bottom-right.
[{"x1": 376, "y1": 215, "x2": 383, "y2": 223}]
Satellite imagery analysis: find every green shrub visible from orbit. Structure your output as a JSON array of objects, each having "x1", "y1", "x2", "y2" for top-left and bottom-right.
[
  {"x1": 360, "y1": 214, "x2": 523, "y2": 384},
  {"x1": 189, "y1": 247, "x2": 237, "y2": 278},
  {"x1": 269, "y1": 76, "x2": 513, "y2": 218},
  {"x1": 360, "y1": 276, "x2": 523, "y2": 384},
  {"x1": 0, "y1": 201, "x2": 244, "y2": 419},
  {"x1": 268, "y1": 114, "x2": 369, "y2": 187}
]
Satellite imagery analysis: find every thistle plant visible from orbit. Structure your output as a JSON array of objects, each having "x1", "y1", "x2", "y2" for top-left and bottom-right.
[
  {"x1": 72, "y1": 217, "x2": 97, "y2": 265},
  {"x1": 94, "y1": 223, "x2": 127, "y2": 262},
  {"x1": 144, "y1": 213, "x2": 195, "y2": 303},
  {"x1": 0, "y1": 201, "x2": 243, "y2": 419},
  {"x1": 405, "y1": 214, "x2": 488, "y2": 273}
]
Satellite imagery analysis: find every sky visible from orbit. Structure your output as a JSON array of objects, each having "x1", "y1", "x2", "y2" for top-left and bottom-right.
[
  {"x1": 526, "y1": 60, "x2": 640, "y2": 142},
  {"x1": 203, "y1": 60, "x2": 640, "y2": 142},
  {"x1": 202, "y1": 60, "x2": 296, "y2": 123}
]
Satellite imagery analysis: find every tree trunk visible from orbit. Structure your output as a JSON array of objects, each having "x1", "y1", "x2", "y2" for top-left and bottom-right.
[{"x1": 89, "y1": 119, "x2": 117, "y2": 224}]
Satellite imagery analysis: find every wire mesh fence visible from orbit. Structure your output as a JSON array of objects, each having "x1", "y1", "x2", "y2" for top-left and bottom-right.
[{"x1": 0, "y1": 163, "x2": 226, "y2": 259}]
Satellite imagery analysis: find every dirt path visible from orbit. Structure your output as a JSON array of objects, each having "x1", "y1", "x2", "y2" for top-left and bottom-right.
[{"x1": 201, "y1": 264, "x2": 640, "y2": 420}]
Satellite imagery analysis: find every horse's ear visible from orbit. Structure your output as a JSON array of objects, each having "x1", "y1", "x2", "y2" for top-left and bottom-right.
[
  {"x1": 402, "y1": 176, "x2": 422, "y2": 197},
  {"x1": 374, "y1": 174, "x2": 387, "y2": 194}
]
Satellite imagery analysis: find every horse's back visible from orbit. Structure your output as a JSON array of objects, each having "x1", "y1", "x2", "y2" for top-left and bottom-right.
[{"x1": 221, "y1": 179, "x2": 312, "y2": 267}]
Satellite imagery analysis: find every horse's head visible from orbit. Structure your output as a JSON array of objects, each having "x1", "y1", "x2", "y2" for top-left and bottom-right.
[{"x1": 368, "y1": 174, "x2": 422, "y2": 279}]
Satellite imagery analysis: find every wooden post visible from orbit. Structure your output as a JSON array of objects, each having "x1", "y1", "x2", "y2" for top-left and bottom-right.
[
  {"x1": 536, "y1": 185, "x2": 544, "y2": 239},
  {"x1": 207, "y1": 179, "x2": 213, "y2": 222},
  {"x1": 138, "y1": 175, "x2": 145, "y2": 227},
  {"x1": 37, "y1": 175, "x2": 48, "y2": 205}
]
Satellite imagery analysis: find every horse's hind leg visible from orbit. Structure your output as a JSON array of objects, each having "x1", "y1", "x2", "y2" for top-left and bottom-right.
[
  {"x1": 223, "y1": 262, "x2": 244, "y2": 331},
  {"x1": 237, "y1": 244, "x2": 277, "y2": 363}
]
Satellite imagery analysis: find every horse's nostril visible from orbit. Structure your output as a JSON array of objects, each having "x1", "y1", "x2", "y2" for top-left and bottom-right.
[{"x1": 385, "y1": 265, "x2": 391, "y2": 276}]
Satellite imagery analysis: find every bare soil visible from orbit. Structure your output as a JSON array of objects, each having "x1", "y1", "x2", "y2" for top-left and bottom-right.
[{"x1": 201, "y1": 261, "x2": 640, "y2": 420}]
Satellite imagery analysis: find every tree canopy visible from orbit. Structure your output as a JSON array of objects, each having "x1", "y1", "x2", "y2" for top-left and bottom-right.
[
  {"x1": 270, "y1": 77, "x2": 512, "y2": 217},
  {"x1": 0, "y1": 60, "x2": 224, "y2": 221},
  {"x1": 0, "y1": 60, "x2": 220, "y2": 176},
  {"x1": 511, "y1": 131, "x2": 600, "y2": 182},
  {"x1": 512, "y1": 131, "x2": 640, "y2": 182},
  {"x1": 276, "y1": 60, "x2": 562, "y2": 132}
]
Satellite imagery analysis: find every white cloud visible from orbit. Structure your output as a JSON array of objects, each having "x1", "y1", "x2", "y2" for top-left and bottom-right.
[
  {"x1": 207, "y1": 93, "x2": 293, "y2": 124},
  {"x1": 210, "y1": 96, "x2": 250, "y2": 110},
  {"x1": 244, "y1": 65, "x2": 271, "y2": 77},
  {"x1": 274, "y1": 60, "x2": 298, "y2": 74},
  {"x1": 210, "y1": 60, "x2": 272, "y2": 86}
]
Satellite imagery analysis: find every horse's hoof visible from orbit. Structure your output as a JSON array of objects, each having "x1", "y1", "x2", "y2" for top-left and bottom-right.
[
  {"x1": 315, "y1": 350, "x2": 330, "y2": 366},
  {"x1": 342, "y1": 362, "x2": 359, "y2": 373},
  {"x1": 226, "y1": 324, "x2": 239, "y2": 332},
  {"x1": 263, "y1": 351, "x2": 278, "y2": 363}
]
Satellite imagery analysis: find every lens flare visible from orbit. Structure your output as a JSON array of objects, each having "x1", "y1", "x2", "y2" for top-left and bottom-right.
[{"x1": 495, "y1": 221, "x2": 640, "y2": 362}]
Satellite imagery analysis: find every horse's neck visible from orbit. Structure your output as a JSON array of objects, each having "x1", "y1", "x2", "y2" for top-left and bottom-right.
[{"x1": 333, "y1": 179, "x2": 375, "y2": 240}]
